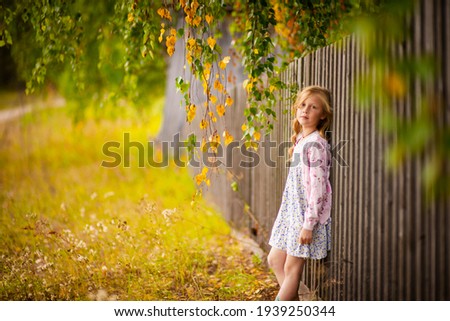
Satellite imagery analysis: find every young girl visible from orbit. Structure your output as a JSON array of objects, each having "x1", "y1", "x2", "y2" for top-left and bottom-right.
[{"x1": 268, "y1": 85, "x2": 333, "y2": 301}]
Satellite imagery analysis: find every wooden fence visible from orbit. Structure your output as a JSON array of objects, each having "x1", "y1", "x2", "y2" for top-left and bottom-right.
[{"x1": 181, "y1": 0, "x2": 449, "y2": 300}]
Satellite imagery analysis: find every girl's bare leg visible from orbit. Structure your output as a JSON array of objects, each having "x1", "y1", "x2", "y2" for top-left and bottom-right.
[
  {"x1": 277, "y1": 255, "x2": 306, "y2": 301},
  {"x1": 267, "y1": 247, "x2": 287, "y2": 287}
]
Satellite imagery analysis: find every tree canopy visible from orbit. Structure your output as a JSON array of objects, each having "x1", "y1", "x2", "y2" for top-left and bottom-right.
[
  {"x1": 2, "y1": 0, "x2": 448, "y2": 199},
  {"x1": 0, "y1": 0, "x2": 375, "y2": 125}
]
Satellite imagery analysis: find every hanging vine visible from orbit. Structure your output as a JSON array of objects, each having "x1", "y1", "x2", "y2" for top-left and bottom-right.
[{"x1": 4, "y1": 1, "x2": 445, "y2": 200}]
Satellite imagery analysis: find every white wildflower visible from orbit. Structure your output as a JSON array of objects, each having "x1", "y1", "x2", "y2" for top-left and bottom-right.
[
  {"x1": 162, "y1": 208, "x2": 177, "y2": 220},
  {"x1": 75, "y1": 240, "x2": 87, "y2": 249},
  {"x1": 97, "y1": 221, "x2": 108, "y2": 232},
  {"x1": 103, "y1": 191, "x2": 115, "y2": 199},
  {"x1": 77, "y1": 255, "x2": 86, "y2": 262}
]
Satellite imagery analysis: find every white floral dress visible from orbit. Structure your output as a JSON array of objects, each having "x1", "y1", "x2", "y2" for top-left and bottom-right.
[{"x1": 269, "y1": 130, "x2": 332, "y2": 259}]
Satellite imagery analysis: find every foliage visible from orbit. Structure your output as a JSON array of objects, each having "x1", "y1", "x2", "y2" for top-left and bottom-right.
[
  {"x1": 1, "y1": 0, "x2": 447, "y2": 199},
  {"x1": 353, "y1": 0, "x2": 449, "y2": 199},
  {"x1": 1, "y1": 0, "x2": 368, "y2": 172},
  {"x1": 0, "y1": 101, "x2": 278, "y2": 300},
  {"x1": 157, "y1": 0, "x2": 367, "y2": 193},
  {"x1": 0, "y1": 0, "x2": 166, "y2": 122}
]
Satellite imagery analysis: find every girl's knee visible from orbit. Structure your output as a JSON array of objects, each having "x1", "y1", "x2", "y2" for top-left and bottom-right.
[
  {"x1": 267, "y1": 249, "x2": 285, "y2": 270},
  {"x1": 267, "y1": 252, "x2": 277, "y2": 269},
  {"x1": 283, "y1": 257, "x2": 305, "y2": 276}
]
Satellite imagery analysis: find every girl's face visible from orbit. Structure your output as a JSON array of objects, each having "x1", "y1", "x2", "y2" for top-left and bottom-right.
[{"x1": 296, "y1": 94, "x2": 326, "y2": 129}]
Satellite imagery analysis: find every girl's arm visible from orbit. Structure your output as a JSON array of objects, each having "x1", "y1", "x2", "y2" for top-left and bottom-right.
[{"x1": 302, "y1": 141, "x2": 330, "y2": 231}]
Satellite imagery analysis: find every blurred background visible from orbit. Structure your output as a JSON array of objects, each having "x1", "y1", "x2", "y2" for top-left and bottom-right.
[{"x1": 0, "y1": 0, "x2": 448, "y2": 300}]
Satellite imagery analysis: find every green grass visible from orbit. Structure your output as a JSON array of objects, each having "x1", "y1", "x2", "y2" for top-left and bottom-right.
[{"x1": 0, "y1": 97, "x2": 278, "y2": 300}]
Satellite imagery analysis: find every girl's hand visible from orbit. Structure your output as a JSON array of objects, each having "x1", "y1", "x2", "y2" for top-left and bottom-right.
[{"x1": 299, "y1": 228, "x2": 313, "y2": 244}]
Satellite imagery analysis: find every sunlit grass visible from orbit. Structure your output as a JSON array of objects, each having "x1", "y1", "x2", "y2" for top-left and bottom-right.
[{"x1": 0, "y1": 97, "x2": 277, "y2": 300}]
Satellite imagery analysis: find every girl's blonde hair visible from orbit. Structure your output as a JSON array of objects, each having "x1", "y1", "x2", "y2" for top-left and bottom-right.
[{"x1": 288, "y1": 85, "x2": 333, "y2": 160}]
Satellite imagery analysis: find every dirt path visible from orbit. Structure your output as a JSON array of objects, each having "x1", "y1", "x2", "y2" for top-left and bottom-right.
[{"x1": 0, "y1": 96, "x2": 65, "y2": 123}]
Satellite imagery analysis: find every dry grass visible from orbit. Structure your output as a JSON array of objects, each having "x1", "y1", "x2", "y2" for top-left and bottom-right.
[{"x1": 0, "y1": 98, "x2": 278, "y2": 300}]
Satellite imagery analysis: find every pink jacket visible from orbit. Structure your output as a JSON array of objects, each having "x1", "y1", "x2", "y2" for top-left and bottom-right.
[{"x1": 293, "y1": 130, "x2": 332, "y2": 230}]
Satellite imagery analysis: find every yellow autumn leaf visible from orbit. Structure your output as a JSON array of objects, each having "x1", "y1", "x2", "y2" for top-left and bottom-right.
[
  {"x1": 213, "y1": 79, "x2": 224, "y2": 92},
  {"x1": 189, "y1": 104, "x2": 195, "y2": 112},
  {"x1": 205, "y1": 14, "x2": 213, "y2": 24},
  {"x1": 225, "y1": 96, "x2": 233, "y2": 106},
  {"x1": 166, "y1": 35, "x2": 177, "y2": 56},
  {"x1": 216, "y1": 104, "x2": 225, "y2": 116},
  {"x1": 193, "y1": 15, "x2": 201, "y2": 27},
  {"x1": 186, "y1": 52, "x2": 193, "y2": 64},
  {"x1": 245, "y1": 81, "x2": 253, "y2": 93},
  {"x1": 165, "y1": 29, "x2": 176, "y2": 56},
  {"x1": 191, "y1": 0, "x2": 199, "y2": 13},
  {"x1": 201, "y1": 137, "x2": 207, "y2": 151},
  {"x1": 385, "y1": 72, "x2": 406, "y2": 97},
  {"x1": 203, "y1": 62, "x2": 212, "y2": 79},
  {"x1": 223, "y1": 130, "x2": 234, "y2": 146},
  {"x1": 210, "y1": 95, "x2": 218, "y2": 104},
  {"x1": 219, "y1": 56, "x2": 231, "y2": 70},
  {"x1": 208, "y1": 111, "x2": 217, "y2": 123},
  {"x1": 208, "y1": 134, "x2": 220, "y2": 154},
  {"x1": 241, "y1": 123, "x2": 247, "y2": 131},
  {"x1": 157, "y1": 8, "x2": 165, "y2": 18},
  {"x1": 195, "y1": 173, "x2": 204, "y2": 185},
  {"x1": 200, "y1": 119, "x2": 208, "y2": 129},
  {"x1": 242, "y1": 79, "x2": 249, "y2": 90},
  {"x1": 158, "y1": 28, "x2": 164, "y2": 43},
  {"x1": 186, "y1": 104, "x2": 196, "y2": 123},
  {"x1": 157, "y1": 7, "x2": 172, "y2": 21},
  {"x1": 253, "y1": 131, "x2": 261, "y2": 141},
  {"x1": 209, "y1": 133, "x2": 218, "y2": 143},
  {"x1": 245, "y1": 141, "x2": 259, "y2": 151},
  {"x1": 187, "y1": 37, "x2": 196, "y2": 48},
  {"x1": 194, "y1": 44, "x2": 203, "y2": 57},
  {"x1": 207, "y1": 37, "x2": 216, "y2": 50},
  {"x1": 166, "y1": 35, "x2": 176, "y2": 47}
]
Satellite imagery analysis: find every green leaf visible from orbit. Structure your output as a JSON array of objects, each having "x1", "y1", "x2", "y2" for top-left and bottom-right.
[
  {"x1": 143, "y1": 30, "x2": 150, "y2": 45},
  {"x1": 5, "y1": 30, "x2": 12, "y2": 45}
]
